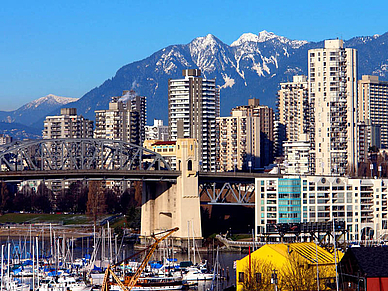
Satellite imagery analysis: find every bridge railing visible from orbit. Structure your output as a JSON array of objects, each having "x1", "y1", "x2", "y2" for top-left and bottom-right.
[{"x1": 0, "y1": 138, "x2": 172, "y2": 172}]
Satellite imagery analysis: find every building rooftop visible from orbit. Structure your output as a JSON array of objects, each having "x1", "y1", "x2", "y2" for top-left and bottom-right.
[
  {"x1": 266, "y1": 242, "x2": 342, "y2": 265},
  {"x1": 152, "y1": 141, "x2": 176, "y2": 146},
  {"x1": 341, "y1": 247, "x2": 388, "y2": 277}
]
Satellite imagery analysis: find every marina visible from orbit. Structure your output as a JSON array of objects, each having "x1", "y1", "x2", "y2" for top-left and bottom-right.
[{"x1": 0, "y1": 226, "x2": 241, "y2": 291}]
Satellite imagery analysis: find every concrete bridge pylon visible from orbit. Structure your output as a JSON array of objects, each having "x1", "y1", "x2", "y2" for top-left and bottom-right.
[{"x1": 140, "y1": 139, "x2": 201, "y2": 242}]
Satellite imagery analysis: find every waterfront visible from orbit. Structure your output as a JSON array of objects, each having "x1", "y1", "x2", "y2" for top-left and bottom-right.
[{"x1": 0, "y1": 233, "x2": 244, "y2": 290}]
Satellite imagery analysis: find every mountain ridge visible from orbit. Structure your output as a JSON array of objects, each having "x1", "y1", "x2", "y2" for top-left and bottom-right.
[
  {"x1": 0, "y1": 94, "x2": 78, "y2": 126},
  {"x1": 4, "y1": 31, "x2": 388, "y2": 136}
]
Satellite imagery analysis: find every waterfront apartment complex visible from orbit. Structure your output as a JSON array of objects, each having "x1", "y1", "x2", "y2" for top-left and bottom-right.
[
  {"x1": 256, "y1": 176, "x2": 388, "y2": 242},
  {"x1": 308, "y1": 39, "x2": 358, "y2": 176},
  {"x1": 168, "y1": 69, "x2": 219, "y2": 172},
  {"x1": 43, "y1": 108, "x2": 93, "y2": 139},
  {"x1": 94, "y1": 90, "x2": 146, "y2": 145},
  {"x1": 217, "y1": 109, "x2": 260, "y2": 171}
]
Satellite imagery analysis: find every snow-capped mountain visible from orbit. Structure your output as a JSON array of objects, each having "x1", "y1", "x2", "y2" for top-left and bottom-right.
[
  {"x1": 67, "y1": 30, "x2": 388, "y2": 123},
  {"x1": 22, "y1": 94, "x2": 78, "y2": 110},
  {"x1": 231, "y1": 31, "x2": 307, "y2": 48},
  {"x1": 69, "y1": 30, "x2": 315, "y2": 122},
  {"x1": 0, "y1": 94, "x2": 78, "y2": 126},
  {"x1": 5, "y1": 30, "x2": 388, "y2": 133}
]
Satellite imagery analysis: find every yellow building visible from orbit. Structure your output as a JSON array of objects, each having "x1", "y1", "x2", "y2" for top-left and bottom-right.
[
  {"x1": 236, "y1": 242, "x2": 343, "y2": 291},
  {"x1": 143, "y1": 139, "x2": 197, "y2": 170}
]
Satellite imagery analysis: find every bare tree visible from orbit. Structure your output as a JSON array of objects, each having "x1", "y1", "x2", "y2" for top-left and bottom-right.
[
  {"x1": 0, "y1": 182, "x2": 11, "y2": 213},
  {"x1": 279, "y1": 252, "x2": 332, "y2": 291},
  {"x1": 87, "y1": 180, "x2": 106, "y2": 227},
  {"x1": 239, "y1": 257, "x2": 275, "y2": 291}
]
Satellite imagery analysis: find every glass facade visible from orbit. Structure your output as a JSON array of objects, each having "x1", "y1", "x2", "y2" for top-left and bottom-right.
[{"x1": 278, "y1": 178, "x2": 301, "y2": 223}]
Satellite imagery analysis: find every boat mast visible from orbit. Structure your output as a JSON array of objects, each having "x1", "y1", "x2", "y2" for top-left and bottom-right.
[
  {"x1": 333, "y1": 220, "x2": 339, "y2": 291},
  {"x1": 1, "y1": 244, "x2": 4, "y2": 291},
  {"x1": 192, "y1": 220, "x2": 196, "y2": 265},
  {"x1": 187, "y1": 221, "x2": 190, "y2": 262}
]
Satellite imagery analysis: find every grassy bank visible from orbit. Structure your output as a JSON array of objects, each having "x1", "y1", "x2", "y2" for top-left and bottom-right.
[{"x1": 0, "y1": 213, "x2": 92, "y2": 225}]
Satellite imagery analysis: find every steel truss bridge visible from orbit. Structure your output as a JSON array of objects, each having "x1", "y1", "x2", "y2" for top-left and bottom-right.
[
  {"x1": 198, "y1": 174, "x2": 255, "y2": 205},
  {"x1": 0, "y1": 139, "x2": 278, "y2": 205},
  {"x1": 0, "y1": 139, "x2": 175, "y2": 180},
  {"x1": 197, "y1": 172, "x2": 279, "y2": 206}
]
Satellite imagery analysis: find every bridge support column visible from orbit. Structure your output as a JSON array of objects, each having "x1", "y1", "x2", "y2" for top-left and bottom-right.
[{"x1": 141, "y1": 139, "x2": 201, "y2": 242}]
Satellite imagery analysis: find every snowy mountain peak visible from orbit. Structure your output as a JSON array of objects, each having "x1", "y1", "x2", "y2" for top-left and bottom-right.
[
  {"x1": 258, "y1": 30, "x2": 278, "y2": 42},
  {"x1": 24, "y1": 94, "x2": 79, "y2": 109},
  {"x1": 231, "y1": 31, "x2": 308, "y2": 48},
  {"x1": 191, "y1": 34, "x2": 222, "y2": 48},
  {"x1": 230, "y1": 33, "x2": 260, "y2": 47}
]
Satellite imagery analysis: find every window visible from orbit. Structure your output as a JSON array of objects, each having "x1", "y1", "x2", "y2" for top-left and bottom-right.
[
  {"x1": 238, "y1": 272, "x2": 244, "y2": 283},
  {"x1": 187, "y1": 160, "x2": 193, "y2": 171},
  {"x1": 255, "y1": 273, "x2": 262, "y2": 283}
]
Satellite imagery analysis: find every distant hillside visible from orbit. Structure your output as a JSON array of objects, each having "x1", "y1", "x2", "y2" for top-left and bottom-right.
[
  {"x1": 0, "y1": 122, "x2": 41, "y2": 140},
  {"x1": 0, "y1": 94, "x2": 78, "y2": 126}
]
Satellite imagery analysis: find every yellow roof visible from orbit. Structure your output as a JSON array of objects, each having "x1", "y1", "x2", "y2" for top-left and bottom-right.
[{"x1": 266, "y1": 242, "x2": 343, "y2": 265}]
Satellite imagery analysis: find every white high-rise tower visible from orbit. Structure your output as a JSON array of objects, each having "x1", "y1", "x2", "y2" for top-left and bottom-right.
[
  {"x1": 308, "y1": 40, "x2": 358, "y2": 176},
  {"x1": 168, "y1": 69, "x2": 220, "y2": 172}
]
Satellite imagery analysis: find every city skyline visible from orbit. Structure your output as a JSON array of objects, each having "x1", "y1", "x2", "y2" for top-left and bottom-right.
[{"x1": 1, "y1": 0, "x2": 388, "y2": 111}]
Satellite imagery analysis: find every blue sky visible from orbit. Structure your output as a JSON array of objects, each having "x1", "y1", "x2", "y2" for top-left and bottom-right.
[{"x1": 1, "y1": 0, "x2": 387, "y2": 110}]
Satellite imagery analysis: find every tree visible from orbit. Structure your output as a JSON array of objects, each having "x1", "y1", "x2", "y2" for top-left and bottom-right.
[
  {"x1": 56, "y1": 189, "x2": 72, "y2": 212},
  {"x1": 126, "y1": 206, "x2": 141, "y2": 229},
  {"x1": 104, "y1": 188, "x2": 120, "y2": 214},
  {"x1": 13, "y1": 185, "x2": 33, "y2": 212},
  {"x1": 120, "y1": 189, "x2": 131, "y2": 214},
  {"x1": 239, "y1": 257, "x2": 274, "y2": 291},
  {"x1": 34, "y1": 183, "x2": 53, "y2": 213},
  {"x1": 75, "y1": 182, "x2": 88, "y2": 213},
  {"x1": 0, "y1": 182, "x2": 12, "y2": 213},
  {"x1": 279, "y1": 252, "x2": 331, "y2": 291},
  {"x1": 87, "y1": 181, "x2": 106, "y2": 227}
]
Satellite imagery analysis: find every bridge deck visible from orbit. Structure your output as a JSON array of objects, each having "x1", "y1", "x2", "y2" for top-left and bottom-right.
[{"x1": 0, "y1": 169, "x2": 180, "y2": 182}]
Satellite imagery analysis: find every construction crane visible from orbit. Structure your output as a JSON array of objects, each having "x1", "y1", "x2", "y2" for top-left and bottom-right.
[{"x1": 101, "y1": 227, "x2": 179, "y2": 291}]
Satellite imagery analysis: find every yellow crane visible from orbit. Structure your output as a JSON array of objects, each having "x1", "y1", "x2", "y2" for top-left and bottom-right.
[{"x1": 101, "y1": 227, "x2": 179, "y2": 291}]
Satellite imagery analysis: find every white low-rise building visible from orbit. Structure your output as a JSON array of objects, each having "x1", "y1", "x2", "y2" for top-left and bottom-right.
[
  {"x1": 255, "y1": 175, "x2": 388, "y2": 242},
  {"x1": 283, "y1": 134, "x2": 310, "y2": 175}
]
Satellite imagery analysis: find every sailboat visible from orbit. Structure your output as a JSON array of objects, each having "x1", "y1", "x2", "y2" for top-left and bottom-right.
[{"x1": 180, "y1": 221, "x2": 214, "y2": 282}]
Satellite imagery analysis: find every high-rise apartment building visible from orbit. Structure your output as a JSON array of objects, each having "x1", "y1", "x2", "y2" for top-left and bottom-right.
[
  {"x1": 233, "y1": 98, "x2": 274, "y2": 167},
  {"x1": 217, "y1": 109, "x2": 260, "y2": 171},
  {"x1": 168, "y1": 69, "x2": 219, "y2": 172},
  {"x1": 43, "y1": 108, "x2": 93, "y2": 139},
  {"x1": 145, "y1": 119, "x2": 168, "y2": 141},
  {"x1": 357, "y1": 121, "x2": 381, "y2": 164},
  {"x1": 358, "y1": 75, "x2": 388, "y2": 148},
  {"x1": 277, "y1": 75, "x2": 309, "y2": 144},
  {"x1": 308, "y1": 40, "x2": 358, "y2": 176},
  {"x1": 94, "y1": 90, "x2": 146, "y2": 145}
]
